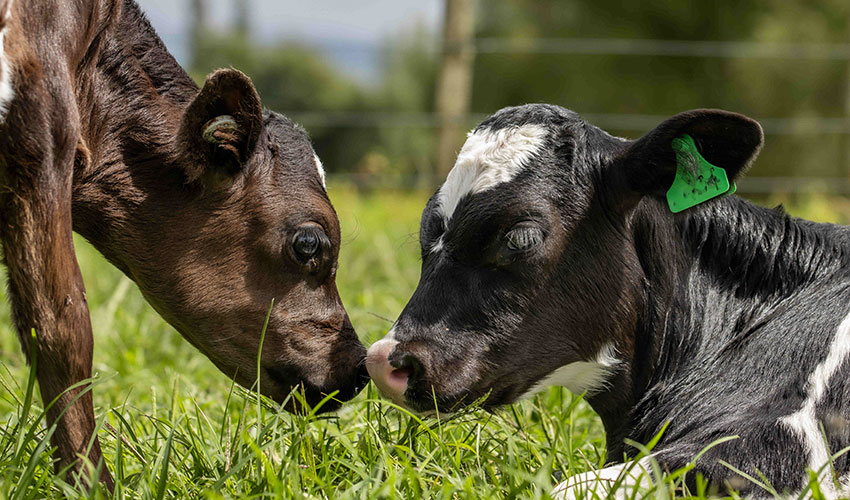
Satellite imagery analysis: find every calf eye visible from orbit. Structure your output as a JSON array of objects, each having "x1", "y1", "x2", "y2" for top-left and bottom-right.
[
  {"x1": 505, "y1": 223, "x2": 544, "y2": 252},
  {"x1": 292, "y1": 228, "x2": 323, "y2": 261}
]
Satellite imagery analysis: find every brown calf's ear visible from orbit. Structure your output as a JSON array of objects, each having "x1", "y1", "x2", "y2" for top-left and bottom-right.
[
  {"x1": 619, "y1": 109, "x2": 764, "y2": 198},
  {"x1": 177, "y1": 69, "x2": 263, "y2": 183}
]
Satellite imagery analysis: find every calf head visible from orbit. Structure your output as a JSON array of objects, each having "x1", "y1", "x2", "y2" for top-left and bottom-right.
[
  {"x1": 85, "y1": 70, "x2": 367, "y2": 410},
  {"x1": 366, "y1": 104, "x2": 763, "y2": 413}
]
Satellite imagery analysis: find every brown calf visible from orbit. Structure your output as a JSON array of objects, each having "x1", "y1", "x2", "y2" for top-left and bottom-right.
[{"x1": 0, "y1": 0, "x2": 368, "y2": 488}]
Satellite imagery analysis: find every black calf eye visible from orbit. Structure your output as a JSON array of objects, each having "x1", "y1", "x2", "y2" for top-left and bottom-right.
[
  {"x1": 293, "y1": 229, "x2": 322, "y2": 261},
  {"x1": 505, "y1": 224, "x2": 544, "y2": 252}
]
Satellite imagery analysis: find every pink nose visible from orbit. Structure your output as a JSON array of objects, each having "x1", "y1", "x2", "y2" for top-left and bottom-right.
[{"x1": 365, "y1": 336, "x2": 409, "y2": 404}]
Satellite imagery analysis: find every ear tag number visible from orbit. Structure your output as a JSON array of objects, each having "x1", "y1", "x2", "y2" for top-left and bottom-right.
[{"x1": 666, "y1": 134, "x2": 736, "y2": 213}]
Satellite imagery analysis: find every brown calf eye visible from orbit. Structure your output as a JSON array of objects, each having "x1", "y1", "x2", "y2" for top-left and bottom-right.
[{"x1": 293, "y1": 230, "x2": 321, "y2": 261}]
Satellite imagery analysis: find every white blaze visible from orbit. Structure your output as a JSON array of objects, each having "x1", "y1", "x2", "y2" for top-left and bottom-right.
[{"x1": 436, "y1": 124, "x2": 548, "y2": 223}]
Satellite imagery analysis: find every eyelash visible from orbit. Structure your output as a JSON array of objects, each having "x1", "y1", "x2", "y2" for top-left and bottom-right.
[{"x1": 506, "y1": 227, "x2": 542, "y2": 252}]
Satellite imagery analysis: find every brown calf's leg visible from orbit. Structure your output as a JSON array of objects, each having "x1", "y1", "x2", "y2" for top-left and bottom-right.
[{"x1": 0, "y1": 64, "x2": 113, "y2": 489}]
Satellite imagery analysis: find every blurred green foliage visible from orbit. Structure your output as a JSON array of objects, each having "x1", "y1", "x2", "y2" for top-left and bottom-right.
[
  {"x1": 189, "y1": 1, "x2": 850, "y2": 185},
  {"x1": 191, "y1": 26, "x2": 437, "y2": 186},
  {"x1": 474, "y1": 0, "x2": 850, "y2": 180}
]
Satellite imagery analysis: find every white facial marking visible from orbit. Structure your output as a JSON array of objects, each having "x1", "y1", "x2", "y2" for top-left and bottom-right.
[
  {"x1": 383, "y1": 325, "x2": 397, "y2": 342},
  {"x1": 0, "y1": 3, "x2": 14, "y2": 122},
  {"x1": 313, "y1": 153, "x2": 326, "y2": 187},
  {"x1": 779, "y1": 309, "x2": 850, "y2": 500},
  {"x1": 551, "y1": 457, "x2": 653, "y2": 500},
  {"x1": 436, "y1": 124, "x2": 548, "y2": 223},
  {"x1": 520, "y1": 342, "x2": 621, "y2": 400},
  {"x1": 430, "y1": 235, "x2": 444, "y2": 254}
]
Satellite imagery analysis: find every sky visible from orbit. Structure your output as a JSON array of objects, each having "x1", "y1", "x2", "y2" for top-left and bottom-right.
[{"x1": 137, "y1": 0, "x2": 443, "y2": 82}]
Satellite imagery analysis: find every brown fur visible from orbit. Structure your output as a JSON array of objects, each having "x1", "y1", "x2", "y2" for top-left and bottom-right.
[{"x1": 0, "y1": 0, "x2": 366, "y2": 489}]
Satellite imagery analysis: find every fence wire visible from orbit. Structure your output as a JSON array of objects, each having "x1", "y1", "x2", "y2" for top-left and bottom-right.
[
  {"x1": 287, "y1": 111, "x2": 850, "y2": 136},
  {"x1": 297, "y1": 36, "x2": 850, "y2": 194}
]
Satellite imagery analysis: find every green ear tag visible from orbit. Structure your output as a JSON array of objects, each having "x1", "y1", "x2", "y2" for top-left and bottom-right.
[{"x1": 666, "y1": 134, "x2": 736, "y2": 213}]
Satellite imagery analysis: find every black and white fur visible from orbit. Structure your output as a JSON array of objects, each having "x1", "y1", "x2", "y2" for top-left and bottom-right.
[
  {"x1": 366, "y1": 104, "x2": 850, "y2": 497},
  {"x1": 0, "y1": 0, "x2": 14, "y2": 121}
]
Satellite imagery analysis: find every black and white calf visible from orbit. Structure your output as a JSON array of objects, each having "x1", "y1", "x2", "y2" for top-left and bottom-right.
[{"x1": 366, "y1": 104, "x2": 850, "y2": 498}]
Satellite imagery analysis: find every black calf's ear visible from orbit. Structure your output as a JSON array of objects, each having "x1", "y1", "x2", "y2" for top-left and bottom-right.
[
  {"x1": 177, "y1": 69, "x2": 263, "y2": 182},
  {"x1": 620, "y1": 109, "x2": 763, "y2": 198}
]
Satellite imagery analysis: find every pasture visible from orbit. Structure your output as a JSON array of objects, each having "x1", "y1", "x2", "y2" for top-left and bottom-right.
[{"x1": 0, "y1": 186, "x2": 848, "y2": 499}]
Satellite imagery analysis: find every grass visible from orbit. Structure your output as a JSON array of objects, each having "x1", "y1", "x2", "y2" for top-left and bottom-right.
[{"x1": 0, "y1": 186, "x2": 849, "y2": 499}]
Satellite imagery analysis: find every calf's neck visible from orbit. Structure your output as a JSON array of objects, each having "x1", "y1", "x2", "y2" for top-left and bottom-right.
[
  {"x1": 0, "y1": 0, "x2": 367, "y2": 488},
  {"x1": 367, "y1": 104, "x2": 850, "y2": 497}
]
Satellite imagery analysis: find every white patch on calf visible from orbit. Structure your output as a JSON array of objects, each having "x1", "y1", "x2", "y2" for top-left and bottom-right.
[
  {"x1": 383, "y1": 325, "x2": 397, "y2": 342},
  {"x1": 429, "y1": 235, "x2": 444, "y2": 254},
  {"x1": 313, "y1": 153, "x2": 326, "y2": 187},
  {"x1": 779, "y1": 309, "x2": 850, "y2": 500},
  {"x1": 520, "y1": 342, "x2": 621, "y2": 399},
  {"x1": 0, "y1": 3, "x2": 14, "y2": 123},
  {"x1": 436, "y1": 124, "x2": 548, "y2": 223},
  {"x1": 842, "y1": 472, "x2": 850, "y2": 497},
  {"x1": 551, "y1": 458, "x2": 653, "y2": 500}
]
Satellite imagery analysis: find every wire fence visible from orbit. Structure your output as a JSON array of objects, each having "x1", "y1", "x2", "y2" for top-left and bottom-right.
[
  {"x1": 297, "y1": 36, "x2": 850, "y2": 194},
  {"x1": 313, "y1": 37, "x2": 850, "y2": 60},
  {"x1": 473, "y1": 38, "x2": 850, "y2": 60},
  {"x1": 326, "y1": 173, "x2": 850, "y2": 195},
  {"x1": 287, "y1": 111, "x2": 850, "y2": 136}
]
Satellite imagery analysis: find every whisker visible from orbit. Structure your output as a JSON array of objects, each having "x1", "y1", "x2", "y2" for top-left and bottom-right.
[{"x1": 367, "y1": 312, "x2": 394, "y2": 324}]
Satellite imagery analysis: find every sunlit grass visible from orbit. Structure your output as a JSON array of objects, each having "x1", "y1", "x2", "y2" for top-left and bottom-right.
[{"x1": 1, "y1": 187, "x2": 849, "y2": 498}]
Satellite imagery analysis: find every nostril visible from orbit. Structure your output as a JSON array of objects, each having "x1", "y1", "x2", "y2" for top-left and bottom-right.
[
  {"x1": 389, "y1": 367, "x2": 411, "y2": 386},
  {"x1": 393, "y1": 353, "x2": 424, "y2": 382}
]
